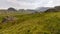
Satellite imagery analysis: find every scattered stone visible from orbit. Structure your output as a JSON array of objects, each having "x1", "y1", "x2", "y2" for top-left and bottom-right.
[{"x1": 1, "y1": 16, "x2": 18, "y2": 23}]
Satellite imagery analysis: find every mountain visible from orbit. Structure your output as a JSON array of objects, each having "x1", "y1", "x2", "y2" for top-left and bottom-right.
[
  {"x1": 54, "y1": 6, "x2": 60, "y2": 11},
  {"x1": 35, "y1": 7, "x2": 51, "y2": 12},
  {"x1": 45, "y1": 6, "x2": 60, "y2": 12}
]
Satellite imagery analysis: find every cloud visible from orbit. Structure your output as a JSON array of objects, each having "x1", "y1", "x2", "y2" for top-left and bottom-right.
[
  {"x1": 6, "y1": 0, "x2": 40, "y2": 9},
  {"x1": 0, "y1": 0, "x2": 60, "y2": 9},
  {"x1": 7, "y1": 0, "x2": 17, "y2": 2},
  {"x1": 44, "y1": 1, "x2": 54, "y2": 7}
]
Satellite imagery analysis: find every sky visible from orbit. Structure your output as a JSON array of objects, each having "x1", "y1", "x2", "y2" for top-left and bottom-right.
[{"x1": 0, "y1": 0, "x2": 60, "y2": 9}]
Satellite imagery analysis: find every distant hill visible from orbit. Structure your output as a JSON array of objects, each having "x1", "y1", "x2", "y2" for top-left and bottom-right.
[
  {"x1": 55, "y1": 6, "x2": 60, "y2": 11},
  {"x1": 35, "y1": 7, "x2": 50, "y2": 12},
  {"x1": 8, "y1": 7, "x2": 17, "y2": 11},
  {"x1": 45, "y1": 6, "x2": 60, "y2": 12}
]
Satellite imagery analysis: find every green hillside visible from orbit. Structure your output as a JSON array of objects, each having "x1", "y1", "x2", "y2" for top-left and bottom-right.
[{"x1": 0, "y1": 12, "x2": 60, "y2": 34}]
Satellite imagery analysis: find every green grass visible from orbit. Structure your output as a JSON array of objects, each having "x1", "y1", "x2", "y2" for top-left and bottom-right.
[{"x1": 0, "y1": 12, "x2": 60, "y2": 34}]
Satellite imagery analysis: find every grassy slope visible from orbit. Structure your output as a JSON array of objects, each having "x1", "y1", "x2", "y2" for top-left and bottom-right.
[{"x1": 0, "y1": 12, "x2": 60, "y2": 34}]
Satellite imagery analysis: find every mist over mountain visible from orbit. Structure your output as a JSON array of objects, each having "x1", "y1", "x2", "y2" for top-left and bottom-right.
[
  {"x1": 35, "y1": 7, "x2": 52, "y2": 12},
  {"x1": 45, "y1": 6, "x2": 60, "y2": 12},
  {"x1": 0, "y1": 6, "x2": 60, "y2": 13}
]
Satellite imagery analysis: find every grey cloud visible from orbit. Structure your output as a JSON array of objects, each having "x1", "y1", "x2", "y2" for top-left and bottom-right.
[{"x1": 0, "y1": 0, "x2": 60, "y2": 9}]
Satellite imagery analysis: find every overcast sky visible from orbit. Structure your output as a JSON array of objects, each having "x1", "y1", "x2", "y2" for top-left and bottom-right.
[{"x1": 0, "y1": 0, "x2": 60, "y2": 9}]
